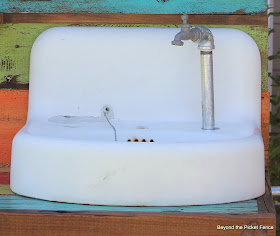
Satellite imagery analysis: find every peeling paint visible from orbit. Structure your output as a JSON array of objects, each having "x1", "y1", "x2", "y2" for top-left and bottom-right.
[
  {"x1": 20, "y1": 0, "x2": 51, "y2": 2},
  {"x1": 0, "y1": 0, "x2": 267, "y2": 14},
  {"x1": 1, "y1": 57, "x2": 15, "y2": 71},
  {"x1": 0, "y1": 74, "x2": 28, "y2": 89}
]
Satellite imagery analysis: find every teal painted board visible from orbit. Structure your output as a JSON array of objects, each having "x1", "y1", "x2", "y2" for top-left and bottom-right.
[
  {"x1": 0, "y1": 0, "x2": 267, "y2": 14},
  {"x1": 0, "y1": 195, "x2": 258, "y2": 214}
]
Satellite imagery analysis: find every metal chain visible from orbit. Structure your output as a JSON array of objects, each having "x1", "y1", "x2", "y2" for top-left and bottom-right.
[{"x1": 104, "y1": 112, "x2": 117, "y2": 141}]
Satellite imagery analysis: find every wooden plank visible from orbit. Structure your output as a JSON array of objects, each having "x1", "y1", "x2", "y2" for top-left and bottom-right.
[
  {"x1": 3, "y1": 13, "x2": 268, "y2": 26},
  {"x1": 261, "y1": 92, "x2": 270, "y2": 152},
  {"x1": 257, "y1": 172, "x2": 275, "y2": 214},
  {"x1": 0, "y1": 185, "x2": 13, "y2": 195},
  {"x1": 0, "y1": 24, "x2": 268, "y2": 91},
  {"x1": 0, "y1": 90, "x2": 28, "y2": 169},
  {"x1": 0, "y1": 14, "x2": 3, "y2": 24},
  {"x1": 265, "y1": 150, "x2": 269, "y2": 171},
  {"x1": 261, "y1": 92, "x2": 270, "y2": 170},
  {"x1": 0, "y1": 211, "x2": 275, "y2": 235},
  {"x1": 0, "y1": 0, "x2": 267, "y2": 14},
  {"x1": 0, "y1": 195, "x2": 259, "y2": 214},
  {"x1": 0, "y1": 172, "x2": 10, "y2": 185},
  {"x1": 0, "y1": 167, "x2": 10, "y2": 172}
]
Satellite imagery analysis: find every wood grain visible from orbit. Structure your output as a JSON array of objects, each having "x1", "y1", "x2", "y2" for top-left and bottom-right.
[
  {"x1": 0, "y1": 211, "x2": 275, "y2": 235},
  {"x1": 0, "y1": 90, "x2": 28, "y2": 170},
  {"x1": 257, "y1": 172, "x2": 275, "y2": 214},
  {"x1": 261, "y1": 92, "x2": 270, "y2": 170},
  {"x1": 265, "y1": 151, "x2": 269, "y2": 171},
  {"x1": 0, "y1": 185, "x2": 13, "y2": 195},
  {"x1": 262, "y1": 92, "x2": 270, "y2": 152},
  {"x1": 0, "y1": 172, "x2": 10, "y2": 185},
  {"x1": 0, "y1": 0, "x2": 267, "y2": 14},
  {"x1": 3, "y1": 13, "x2": 268, "y2": 25},
  {"x1": 0, "y1": 195, "x2": 259, "y2": 214}
]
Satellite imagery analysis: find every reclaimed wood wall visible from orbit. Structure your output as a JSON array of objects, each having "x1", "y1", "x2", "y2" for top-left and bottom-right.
[
  {"x1": 0, "y1": 0, "x2": 268, "y2": 14},
  {"x1": 0, "y1": 0, "x2": 269, "y2": 171}
]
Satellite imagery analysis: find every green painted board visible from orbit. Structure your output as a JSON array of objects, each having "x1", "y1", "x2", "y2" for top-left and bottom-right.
[
  {"x1": 0, "y1": 195, "x2": 258, "y2": 214},
  {"x1": 0, "y1": 23, "x2": 268, "y2": 91},
  {"x1": 0, "y1": 185, "x2": 13, "y2": 195},
  {"x1": 0, "y1": 0, "x2": 267, "y2": 14}
]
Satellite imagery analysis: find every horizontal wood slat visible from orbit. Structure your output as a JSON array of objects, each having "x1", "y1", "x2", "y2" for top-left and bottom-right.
[
  {"x1": 0, "y1": 0, "x2": 267, "y2": 15},
  {"x1": 0, "y1": 185, "x2": 13, "y2": 195},
  {"x1": 0, "y1": 90, "x2": 271, "y2": 171},
  {"x1": 0, "y1": 211, "x2": 275, "y2": 235},
  {"x1": 0, "y1": 172, "x2": 10, "y2": 185},
  {"x1": 3, "y1": 13, "x2": 268, "y2": 26},
  {"x1": 0, "y1": 90, "x2": 28, "y2": 170},
  {"x1": 0, "y1": 195, "x2": 259, "y2": 214}
]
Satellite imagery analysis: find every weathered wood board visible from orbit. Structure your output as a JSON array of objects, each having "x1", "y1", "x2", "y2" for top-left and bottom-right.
[
  {"x1": 0, "y1": 0, "x2": 268, "y2": 14},
  {"x1": 0, "y1": 194, "x2": 259, "y2": 214},
  {"x1": 0, "y1": 90, "x2": 28, "y2": 170},
  {"x1": 0, "y1": 211, "x2": 275, "y2": 236},
  {"x1": 2, "y1": 13, "x2": 268, "y2": 25},
  {"x1": 262, "y1": 92, "x2": 270, "y2": 170},
  {"x1": 0, "y1": 23, "x2": 268, "y2": 91}
]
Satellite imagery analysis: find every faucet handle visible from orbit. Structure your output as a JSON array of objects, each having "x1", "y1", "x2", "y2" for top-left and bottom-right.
[{"x1": 181, "y1": 14, "x2": 188, "y2": 24}]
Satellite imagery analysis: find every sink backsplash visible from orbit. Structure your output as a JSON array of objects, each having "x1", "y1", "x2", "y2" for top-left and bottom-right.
[{"x1": 28, "y1": 27, "x2": 261, "y2": 125}]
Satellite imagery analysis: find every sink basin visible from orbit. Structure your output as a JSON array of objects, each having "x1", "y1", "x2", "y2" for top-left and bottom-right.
[{"x1": 10, "y1": 27, "x2": 265, "y2": 206}]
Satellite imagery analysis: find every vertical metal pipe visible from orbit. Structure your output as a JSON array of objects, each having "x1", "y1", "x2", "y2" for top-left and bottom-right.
[{"x1": 201, "y1": 51, "x2": 215, "y2": 130}]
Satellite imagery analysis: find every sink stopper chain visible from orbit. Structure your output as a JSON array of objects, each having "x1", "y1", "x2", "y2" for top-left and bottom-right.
[{"x1": 103, "y1": 106, "x2": 117, "y2": 142}]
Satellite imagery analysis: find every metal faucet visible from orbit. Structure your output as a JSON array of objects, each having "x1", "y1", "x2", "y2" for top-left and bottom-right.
[{"x1": 172, "y1": 15, "x2": 216, "y2": 130}]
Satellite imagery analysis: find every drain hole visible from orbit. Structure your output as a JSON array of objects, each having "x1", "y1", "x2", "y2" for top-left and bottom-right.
[{"x1": 126, "y1": 138, "x2": 154, "y2": 142}]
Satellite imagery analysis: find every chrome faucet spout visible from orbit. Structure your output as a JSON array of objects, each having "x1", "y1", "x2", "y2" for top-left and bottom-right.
[
  {"x1": 171, "y1": 15, "x2": 193, "y2": 46},
  {"x1": 172, "y1": 14, "x2": 216, "y2": 130},
  {"x1": 172, "y1": 32, "x2": 186, "y2": 46}
]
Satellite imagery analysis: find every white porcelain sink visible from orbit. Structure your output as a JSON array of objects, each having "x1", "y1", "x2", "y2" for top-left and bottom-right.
[{"x1": 10, "y1": 27, "x2": 265, "y2": 206}]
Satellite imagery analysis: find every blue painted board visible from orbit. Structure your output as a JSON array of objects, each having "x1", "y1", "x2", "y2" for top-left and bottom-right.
[
  {"x1": 0, "y1": 195, "x2": 258, "y2": 214},
  {"x1": 0, "y1": 0, "x2": 267, "y2": 14}
]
